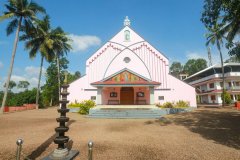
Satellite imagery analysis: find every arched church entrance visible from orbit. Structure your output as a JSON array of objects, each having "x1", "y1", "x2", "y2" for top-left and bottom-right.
[{"x1": 120, "y1": 87, "x2": 134, "y2": 105}]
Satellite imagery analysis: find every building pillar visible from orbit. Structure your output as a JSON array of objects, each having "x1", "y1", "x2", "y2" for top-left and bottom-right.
[
  {"x1": 96, "y1": 87, "x2": 102, "y2": 105},
  {"x1": 149, "y1": 86, "x2": 154, "y2": 105},
  {"x1": 208, "y1": 95, "x2": 211, "y2": 103},
  {"x1": 231, "y1": 81, "x2": 234, "y2": 89},
  {"x1": 233, "y1": 94, "x2": 236, "y2": 102}
]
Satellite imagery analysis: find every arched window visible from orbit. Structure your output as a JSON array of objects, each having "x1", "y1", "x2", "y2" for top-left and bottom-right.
[{"x1": 124, "y1": 30, "x2": 130, "y2": 41}]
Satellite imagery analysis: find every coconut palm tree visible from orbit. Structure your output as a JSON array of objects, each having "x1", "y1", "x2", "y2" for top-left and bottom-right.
[
  {"x1": 0, "y1": 0, "x2": 45, "y2": 113},
  {"x1": 20, "y1": 15, "x2": 55, "y2": 108},
  {"x1": 207, "y1": 47, "x2": 213, "y2": 67},
  {"x1": 221, "y1": 10, "x2": 240, "y2": 58},
  {"x1": 206, "y1": 23, "x2": 225, "y2": 107},
  {"x1": 51, "y1": 27, "x2": 72, "y2": 100}
]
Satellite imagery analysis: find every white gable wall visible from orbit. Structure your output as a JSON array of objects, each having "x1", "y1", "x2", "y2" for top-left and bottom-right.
[
  {"x1": 68, "y1": 24, "x2": 196, "y2": 107},
  {"x1": 104, "y1": 48, "x2": 151, "y2": 79}
]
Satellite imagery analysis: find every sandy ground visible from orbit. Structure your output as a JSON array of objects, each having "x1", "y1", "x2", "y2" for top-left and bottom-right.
[{"x1": 0, "y1": 107, "x2": 240, "y2": 160}]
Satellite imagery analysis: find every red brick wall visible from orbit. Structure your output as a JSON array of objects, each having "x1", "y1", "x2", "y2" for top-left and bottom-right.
[{"x1": 4, "y1": 104, "x2": 36, "y2": 112}]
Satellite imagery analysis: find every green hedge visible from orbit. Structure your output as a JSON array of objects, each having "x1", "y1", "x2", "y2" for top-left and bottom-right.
[
  {"x1": 221, "y1": 90, "x2": 232, "y2": 104},
  {"x1": 156, "y1": 100, "x2": 190, "y2": 108},
  {"x1": 0, "y1": 89, "x2": 43, "y2": 107},
  {"x1": 68, "y1": 100, "x2": 95, "y2": 115}
]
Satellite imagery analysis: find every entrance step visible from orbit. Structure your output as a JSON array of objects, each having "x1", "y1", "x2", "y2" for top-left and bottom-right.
[{"x1": 88, "y1": 108, "x2": 194, "y2": 119}]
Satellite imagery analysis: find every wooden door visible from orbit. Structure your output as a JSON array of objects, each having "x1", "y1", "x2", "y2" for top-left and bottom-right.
[{"x1": 120, "y1": 87, "x2": 134, "y2": 105}]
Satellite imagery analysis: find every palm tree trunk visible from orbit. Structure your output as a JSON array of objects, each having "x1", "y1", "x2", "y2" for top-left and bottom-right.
[
  {"x1": 217, "y1": 40, "x2": 225, "y2": 107},
  {"x1": 0, "y1": 17, "x2": 22, "y2": 114},
  {"x1": 56, "y1": 55, "x2": 61, "y2": 102},
  {"x1": 36, "y1": 56, "x2": 44, "y2": 109}
]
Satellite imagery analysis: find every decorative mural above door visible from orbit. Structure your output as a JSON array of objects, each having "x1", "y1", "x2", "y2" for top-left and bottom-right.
[{"x1": 106, "y1": 71, "x2": 147, "y2": 83}]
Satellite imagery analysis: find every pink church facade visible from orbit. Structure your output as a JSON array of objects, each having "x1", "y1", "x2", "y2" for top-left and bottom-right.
[{"x1": 68, "y1": 17, "x2": 197, "y2": 107}]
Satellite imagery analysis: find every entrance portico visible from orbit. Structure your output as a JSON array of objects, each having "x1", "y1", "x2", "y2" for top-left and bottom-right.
[
  {"x1": 93, "y1": 85, "x2": 159, "y2": 105},
  {"x1": 92, "y1": 69, "x2": 160, "y2": 105}
]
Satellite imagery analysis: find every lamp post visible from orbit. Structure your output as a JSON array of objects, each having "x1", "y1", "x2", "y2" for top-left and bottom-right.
[{"x1": 43, "y1": 71, "x2": 79, "y2": 160}]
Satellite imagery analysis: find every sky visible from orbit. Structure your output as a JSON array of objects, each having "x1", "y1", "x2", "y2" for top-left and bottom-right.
[{"x1": 0, "y1": 0, "x2": 230, "y2": 92}]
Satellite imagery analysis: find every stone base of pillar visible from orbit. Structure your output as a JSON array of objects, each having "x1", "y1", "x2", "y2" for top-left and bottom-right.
[{"x1": 42, "y1": 149, "x2": 79, "y2": 160}]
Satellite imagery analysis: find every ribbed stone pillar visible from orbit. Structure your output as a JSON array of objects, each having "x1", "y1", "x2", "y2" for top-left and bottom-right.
[{"x1": 42, "y1": 73, "x2": 79, "y2": 160}]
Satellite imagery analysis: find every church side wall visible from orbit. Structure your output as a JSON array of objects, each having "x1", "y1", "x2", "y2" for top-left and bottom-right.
[
  {"x1": 154, "y1": 75, "x2": 197, "y2": 107},
  {"x1": 68, "y1": 76, "x2": 97, "y2": 103}
]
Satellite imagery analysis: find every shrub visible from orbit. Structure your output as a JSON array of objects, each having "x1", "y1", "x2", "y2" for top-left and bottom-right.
[
  {"x1": 78, "y1": 100, "x2": 95, "y2": 114},
  {"x1": 69, "y1": 100, "x2": 95, "y2": 115},
  {"x1": 68, "y1": 101, "x2": 81, "y2": 108},
  {"x1": 174, "y1": 100, "x2": 190, "y2": 108},
  {"x1": 155, "y1": 103, "x2": 163, "y2": 108},
  {"x1": 237, "y1": 95, "x2": 240, "y2": 101},
  {"x1": 162, "y1": 102, "x2": 174, "y2": 108},
  {"x1": 221, "y1": 90, "x2": 232, "y2": 104}
]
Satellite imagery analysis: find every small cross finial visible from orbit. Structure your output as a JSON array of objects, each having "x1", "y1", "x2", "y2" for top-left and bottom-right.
[
  {"x1": 124, "y1": 16, "x2": 130, "y2": 26},
  {"x1": 64, "y1": 71, "x2": 68, "y2": 84}
]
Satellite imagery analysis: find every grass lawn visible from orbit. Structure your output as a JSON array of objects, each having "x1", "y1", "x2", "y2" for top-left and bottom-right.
[{"x1": 0, "y1": 107, "x2": 240, "y2": 160}]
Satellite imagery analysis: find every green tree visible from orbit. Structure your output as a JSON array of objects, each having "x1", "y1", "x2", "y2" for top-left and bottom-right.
[
  {"x1": 51, "y1": 27, "x2": 72, "y2": 100},
  {"x1": 42, "y1": 57, "x2": 69, "y2": 106},
  {"x1": 205, "y1": 23, "x2": 225, "y2": 107},
  {"x1": 0, "y1": 0, "x2": 45, "y2": 113},
  {"x1": 17, "y1": 80, "x2": 30, "y2": 90},
  {"x1": 68, "y1": 71, "x2": 81, "y2": 83},
  {"x1": 221, "y1": 90, "x2": 232, "y2": 105},
  {"x1": 183, "y1": 58, "x2": 207, "y2": 76},
  {"x1": 75, "y1": 71, "x2": 81, "y2": 78},
  {"x1": 20, "y1": 16, "x2": 56, "y2": 108},
  {"x1": 201, "y1": 0, "x2": 240, "y2": 58},
  {"x1": 4, "y1": 80, "x2": 16, "y2": 92},
  {"x1": 225, "y1": 55, "x2": 240, "y2": 63},
  {"x1": 170, "y1": 62, "x2": 183, "y2": 77},
  {"x1": 0, "y1": 88, "x2": 38, "y2": 107}
]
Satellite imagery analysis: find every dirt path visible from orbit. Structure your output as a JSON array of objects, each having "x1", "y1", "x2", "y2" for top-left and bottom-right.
[{"x1": 0, "y1": 107, "x2": 240, "y2": 160}]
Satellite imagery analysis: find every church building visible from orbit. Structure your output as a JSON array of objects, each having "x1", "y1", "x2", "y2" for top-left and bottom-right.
[{"x1": 68, "y1": 17, "x2": 197, "y2": 107}]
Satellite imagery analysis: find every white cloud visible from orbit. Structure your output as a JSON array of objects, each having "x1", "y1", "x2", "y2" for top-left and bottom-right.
[
  {"x1": 186, "y1": 51, "x2": 207, "y2": 60},
  {"x1": 185, "y1": 49, "x2": 230, "y2": 65},
  {"x1": 69, "y1": 34, "x2": 101, "y2": 53},
  {"x1": 25, "y1": 66, "x2": 46, "y2": 77},
  {"x1": 0, "y1": 66, "x2": 46, "y2": 92},
  {"x1": 0, "y1": 61, "x2": 3, "y2": 69},
  {"x1": 11, "y1": 75, "x2": 27, "y2": 82}
]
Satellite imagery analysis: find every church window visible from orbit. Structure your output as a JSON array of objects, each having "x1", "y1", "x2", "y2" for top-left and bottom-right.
[
  {"x1": 91, "y1": 96, "x2": 96, "y2": 100},
  {"x1": 124, "y1": 30, "x2": 130, "y2": 41},
  {"x1": 137, "y1": 92, "x2": 145, "y2": 97},
  {"x1": 110, "y1": 92, "x2": 117, "y2": 97},
  {"x1": 158, "y1": 96, "x2": 164, "y2": 100}
]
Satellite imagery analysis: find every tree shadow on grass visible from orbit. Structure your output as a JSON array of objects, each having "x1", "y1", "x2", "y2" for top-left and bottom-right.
[
  {"x1": 27, "y1": 120, "x2": 76, "y2": 159},
  {"x1": 169, "y1": 108, "x2": 240, "y2": 149}
]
